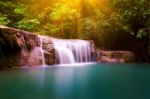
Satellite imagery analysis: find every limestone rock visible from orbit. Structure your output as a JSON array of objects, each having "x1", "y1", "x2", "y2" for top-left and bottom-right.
[
  {"x1": 97, "y1": 50, "x2": 135, "y2": 63},
  {"x1": 41, "y1": 36, "x2": 57, "y2": 65}
]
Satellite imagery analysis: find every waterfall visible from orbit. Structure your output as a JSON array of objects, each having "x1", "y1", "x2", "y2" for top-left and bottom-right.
[
  {"x1": 52, "y1": 39, "x2": 93, "y2": 64},
  {"x1": 39, "y1": 36, "x2": 46, "y2": 66}
]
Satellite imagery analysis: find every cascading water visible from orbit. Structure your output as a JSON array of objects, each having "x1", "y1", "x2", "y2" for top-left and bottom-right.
[
  {"x1": 52, "y1": 39, "x2": 93, "y2": 64},
  {"x1": 39, "y1": 36, "x2": 46, "y2": 66}
]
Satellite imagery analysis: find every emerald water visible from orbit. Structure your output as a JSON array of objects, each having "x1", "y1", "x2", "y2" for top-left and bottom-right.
[{"x1": 0, "y1": 63, "x2": 150, "y2": 99}]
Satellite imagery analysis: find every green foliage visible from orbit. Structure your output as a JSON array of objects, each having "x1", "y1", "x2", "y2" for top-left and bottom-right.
[
  {"x1": 136, "y1": 28, "x2": 147, "y2": 38},
  {"x1": 81, "y1": 0, "x2": 150, "y2": 48},
  {"x1": 36, "y1": 2, "x2": 80, "y2": 38},
  {"x1": 81, "y1": 9, "x2": 104, "y2": 44},
  {"x1": 0, "y1": 1, "x2": 25, "y2": 27},
  {"x1": 50, "y1": 3, "x2": 78, "y2": 20},
  {"x1": 49, "y1": 2, "x2": 80, "y2": 38},
  {"x1": 0, "y1": 0, "x2": 149, "y2": 40},
  {"x1": 0, "y1": 13, "x2": 10, "y2": 25},
  {"x1": 14, "y1": 5, "x2": 26, "y2": 14},
  {"x1": 16, "y1": 19, "x2": 40, "y2": 31},
  {"x1": 112, "y1": 0, "x2": 150, "y2": 38}
]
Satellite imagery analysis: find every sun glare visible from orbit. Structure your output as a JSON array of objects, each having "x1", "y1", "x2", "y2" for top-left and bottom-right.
[
  {"x1": 30, "y1": 0, "x2": 112, "y2": 15},
  {"x1": 66, "y1": 0, "x2": 112, "y2": 15}
]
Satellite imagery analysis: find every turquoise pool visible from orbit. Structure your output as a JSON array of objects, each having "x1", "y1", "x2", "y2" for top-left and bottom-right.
[{"x1": 0, "y1": 63, "x2": 150, "y2": 99}]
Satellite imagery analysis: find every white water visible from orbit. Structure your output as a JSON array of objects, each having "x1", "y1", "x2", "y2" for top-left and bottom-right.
[
  {"x1": 53, "y1": 62, "x2": 96, "y2": 67},
  {"x1": 52, "y1": 39, "x2": 92, "y2": 64},
  {"x1": 39, "y1": 36, "x2": 46, "y2": 66}
]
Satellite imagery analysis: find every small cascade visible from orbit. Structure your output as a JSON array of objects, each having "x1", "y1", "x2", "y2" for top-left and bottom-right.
[
  {"x1": 52, "y1": 39, "x2": 93, "y2": 64},
  {"x1": 39, "y1": 36, "x2": 46, "y2": 66},
  {"x1": 53, "y1": 42, "x2": 75, "y2": 64}
]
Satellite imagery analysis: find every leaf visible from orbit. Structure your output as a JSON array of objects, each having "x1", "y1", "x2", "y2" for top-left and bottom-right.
[
  {"x1": 14, "y1": 5, "x2": 26, "y2": 14},
  {"x1": 136, "y1": 28, "x2": 147, "y2": 38}
]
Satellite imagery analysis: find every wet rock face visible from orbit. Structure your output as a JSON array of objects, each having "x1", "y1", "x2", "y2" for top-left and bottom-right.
[
  {"x1": 97, "y1": 50, "x2": 135, "y2": 63},
  {"x1": 90, "y1": 40, "x2": 97, "y2": 61},
  {"x1": 19, "y1": 35, "x2": 56, "y2": 66},
  {"x1": 15, "y1": 31, "x2": 41, "y2": 66},
  {"x1": 27, "y1": 47, "x2": 43, "y2": 66},
  {"x1": 16, "y1": 31, "x2": 39, "y2": 49},
  {"x1": 41, "y1": 36, "x2": 56, "y2": 65},
  {"x1": 0, "y1": 26, "x2": 56, "y2": 67}
]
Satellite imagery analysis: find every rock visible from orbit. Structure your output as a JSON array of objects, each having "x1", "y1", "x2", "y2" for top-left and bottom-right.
[
  {"x1": 20, "y1": 48, "x2": 30, "y2": 66},
  {"x1": 89, "y1": 40, "x2": 97, "y2": 61},
  {"x1": 41, "y1": 36, "x2": 57, "y2": 65},
  {"x1": 97, "y1": 49, "x2": 135, "y2": 63},
  {"x1": 27, "y1": 47, "x2": 43, "y2": 66},
  {"x1": 100, "y1": 56, "x2": 125, "y2": 63}
]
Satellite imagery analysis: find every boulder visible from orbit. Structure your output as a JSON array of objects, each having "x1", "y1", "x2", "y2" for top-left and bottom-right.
[{"x1": 97, "y1": 49, "x2": 135, "y2": 63}]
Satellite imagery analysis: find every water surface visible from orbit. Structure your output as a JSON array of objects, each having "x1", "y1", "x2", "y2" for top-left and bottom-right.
[{"x1": 0, "y1": 63, "x2": 150, "y2": 99}]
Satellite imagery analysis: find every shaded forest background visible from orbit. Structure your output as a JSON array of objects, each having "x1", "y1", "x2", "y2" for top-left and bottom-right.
[{"x1": 0, "y1": 0, "x2": 150, "y2": 63}]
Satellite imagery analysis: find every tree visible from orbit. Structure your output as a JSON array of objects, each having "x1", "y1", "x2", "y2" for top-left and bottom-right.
[
  {"x1": 111, "y1": 0, "x2": 150, "y2": 61},
  {"x1": 0, "y1": 1, "x2": 25, "y2": 27},
  {"x1": 112, "y1": 0, "x2": 150, "y2": 37}
]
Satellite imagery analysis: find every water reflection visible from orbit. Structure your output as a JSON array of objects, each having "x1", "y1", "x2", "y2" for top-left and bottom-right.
[
  {"x1": 24, "y1": 67, "x2": 47, "y2": 89},
  {"x1": 54, "y1": 68, "x2": 74, "y2": 92},
  {"x1": 53, "y1": 67, "x2": 90, "y2": 98}
]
